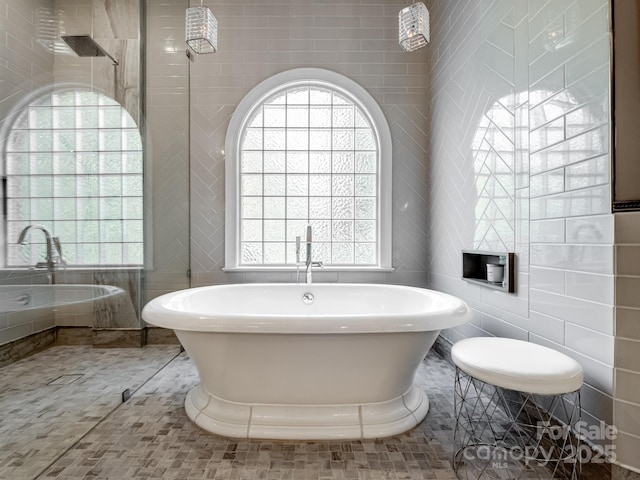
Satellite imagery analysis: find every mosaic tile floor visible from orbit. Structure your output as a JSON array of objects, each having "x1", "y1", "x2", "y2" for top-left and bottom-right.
[{"x1": 0, "y1": 346, "x2": 610, "y2": 480}]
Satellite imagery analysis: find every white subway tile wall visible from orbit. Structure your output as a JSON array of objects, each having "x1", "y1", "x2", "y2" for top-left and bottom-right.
[{"x1": 427, "y1": 0, "x2": 615, "y2": 455}]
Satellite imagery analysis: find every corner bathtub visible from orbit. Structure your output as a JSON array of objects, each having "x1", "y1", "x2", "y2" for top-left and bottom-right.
[{"x1": 142, "y1": 283, "x2": 471, "y2": 440}]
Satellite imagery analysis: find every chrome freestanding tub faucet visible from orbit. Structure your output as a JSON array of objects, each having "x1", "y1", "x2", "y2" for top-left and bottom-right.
[
  {"x1": 304, "y1": 225, "x2": 323, "y2": 285},
  {"x1": 17, "y1": 224, "x2": 66, "y2": 283}
]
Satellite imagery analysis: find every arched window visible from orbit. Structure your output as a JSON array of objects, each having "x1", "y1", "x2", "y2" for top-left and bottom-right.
[
  {"x1": 4, "y1": 88, "x2": 143, "y2": 267},
  {"x1": 225, "y1": 68, "x2": 392, "y2": 270}
]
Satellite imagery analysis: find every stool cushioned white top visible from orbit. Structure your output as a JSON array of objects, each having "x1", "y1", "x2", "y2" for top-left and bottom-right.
[{"x1": 451, "y1": 337, "x2": 583, "y2": 395}]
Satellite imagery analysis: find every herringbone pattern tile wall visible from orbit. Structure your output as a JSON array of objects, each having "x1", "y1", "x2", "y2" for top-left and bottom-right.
[
  {"x1": 427, "y1": 0, "x2": 614, "y2": 454},
  {"x1": 187, "y1": 0, "x2": 431, "y2": 287}
]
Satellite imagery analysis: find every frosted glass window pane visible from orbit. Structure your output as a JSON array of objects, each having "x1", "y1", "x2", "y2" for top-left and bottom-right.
[
  {"x1": 355, "y1": 198, "x2": 376, "y2": 219},
  {"x1": 78, "y1": 221, "x2": 100, "y2": 242},
  {"x1": 7, "y1": 153, "x2": 29, "y2": 175},
  {"x1": 266, "y1": 92, "x2": 286, "y2": 105},
  {"x1": 77, "y1": 107, "x2": 98, "y2": 127},
  {"x1": 62, "y1": 244, "x2": 77, "y2": 264},
  {"x1": 310, "y1": 153, "x2": 331, "y2": 173},
  {"x1": 242, "y1": 151, "x2": 263, "y2": 173},
  {"x1": 123, "y1": 130, "x2": 142, "y2": 150},
  {"x1": 123, "y1": 153, "x2": 143, "y2": 173},
  {"x1": 8, "y1": 131, "x2": 28, "y2": 152},
  {"x1": 355, "y1": 129, "x2": 376, "y2": 150},
  {"x1": 242, "y1": 174, "x2": 263, "y2": 195},
  {"x1": 102, "y1": 198, "x2": 122, "y2": 219},
  {"x1": 263, "y1": 197, "x2": 285, "y2": 218},
  {"x1": 101, "y1": 243, "x2": 122, "y2": 264},
  {"x1": 101, "y1": 153, "x2": 123, "y2": 173},
  {"x1": 264, "y1": 175, "x2": 285, "y2": 195},
  {"x1": 78, "y1": 198, "x2": 99, "y2": 220},
  {"x1": 355, "y1": 152, "x2": 376, "y2": 173},
  {"x1": 8, "y1": 177, "x2": 30, "y2": 197},
  {"x1": 287, "y1": 106, "x2": 308, "y2": 128},
  {"x1": 333, "y1": 92, "x2": 350, "y2": 105},
  {"x1": 32, "y1": 131, "x2": 52, "y2": 152},
  {"x1": 124, "y1": 220, "x2": 143, "y2": 242},
  {"x1": 123, "y1": 175, "x2": 143, "y2": 196},
  {"x1": 286, "y1": 152, "x2": 308, "y2": 173},
  {"x1": 8, "y1": 201, "x2": 29, "y2": 221},
  {"x1": 309, "y1": 88, "x2": 332, "y2": 104},
  {"x1": 311, "y1": 242, "x2": 330, "y2": 263},
  {"x1": 309, "y1": 175, "x2": 331, "y2": 196},
  {"x1": 31, "y1": 107, "x2": 52, "y2": 128},
  {"x1": 355, "y1": 243, "x2": 376, "y2": 264},
  {"x1": 77, "y1": 91, "x2": 97, "y2": 105},
  {"x1": 30, "y1": 153, "x2": 52, "y2": 174},
  {"x1": 242, "y1": 197, "x2": 263, "y2": 218},
  {"x1": 332, "y1": 243, "x2": 354, "y2": 264},
  {"x1": 54, "y1": 108, "x2": 75, "y2": 128},
  {"x1": 309, "y1": 197, "x2": 331, "y2": 218},
  {"x1": 77, "y1": 153, "x2": 99, "y2": 174},
  {"x1": 287, "y1": 129, "x2": 308, "y2": 150},
  {"x1": 242, "y1": 129, "x2": 263, "y2": 150},
  {"x1": 32, "y1": 198, "x2": 53, "y2": 219},
  {"x1": 31, "y1": 177, "x2": 53, "y2": 197},
  {"x1": 264, "y1": 220, "x2": 285, "y2": 241},
  {"x1": 77, "y1": 177, "x2": 99, "y2": 196},
  {"x1": 355, "y1": 175, "x2": 376, "y2": 196},
  {"x1": 77, "y1": 130, "x2": 98, "y2": 150},
  {"x1": 56, "y1": 198, "x2": 76, "y2": 220},
  {"x1": 100, "y1": 131, "x2": 122, "y2": 151},
  {"x1": 309, "y1": 107, "x2": 331, "y2": 128},
  {"x1": 123, "y1": 243, "x2": 143, "y2": 264},
  {"x1": 287, "y1": 87, "x2": 309, "y2": 105},
  {"x1": 242, "y1": 219, "x2": 262, "y2": 241},
  {"x1": 264, "y1": 105, "x2": 286, "y2": 127},
  {"x1": 264, "y1": 152, "x2": 285, "y2": 173},
  {"x1": 309, "y1": 130, "x2": 331, "y2": 150},
  {"x1": 287, "y1": 175, "x2": 308, "y2": 196},
  {"x1": 264, "y1": 243, "x2": 285, "y2": 264},
  {"x1": 333, "y1": 106, "x2": 354, "y2": 128},
  {"x1": 264, "y1": 129, "x2": 286, "y2": 150},
  {"x1": 332, "y1": 197, "x2": 354, "y2": 219},
  {"x1": 53, "y1": 153, "x2": 76, "y2": 174},
  {"x1": 242, "y1": 242, "x2": 263, "y2": 264},
  {"x1": 332, "y1": 175, "x2": 354, "y2": 196},
  {"x1": 310, "y1": 220, "x2": 331, "y2": 241},
  {"x1": 332, "y1": 220, "x2": 354, "y2": 242},
  {"x1": 332, "y1": 152, "x2": 354, "y2": 173},
  {"x1": 332, "y1": 129, "x2": 354, "y2": 150},
  {"x1": 124, "y1": 198, "x2": 143, "y2": 219},
  {"x1": 355, "y1": 220, "x2": 376, "y2": 242},
  {"x1": 54, "y1": 221, "x2": 76, "y2": 242},
  {"x1": 286, "y1": 197, "x2": 308, "y2": 219},
  {"x1": 100, "y1": 176, "x2": 122, "y2": 196},
  {"x1": 54, "y1": 176, "x2": 76, "y2": 196},
  {"x1": 286, "y1": 220, "x2": 308, "y2": 242},
  {"x1": 78, "y1": 243, "x2": 100, "y2": 264}
]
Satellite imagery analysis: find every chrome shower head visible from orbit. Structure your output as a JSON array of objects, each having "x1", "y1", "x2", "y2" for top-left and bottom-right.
[{"x1": 61, "y1": 35, "x2": 119, "y2": 65}]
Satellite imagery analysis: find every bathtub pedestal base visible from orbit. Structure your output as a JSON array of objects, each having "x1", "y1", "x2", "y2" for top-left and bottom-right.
[{"x1": 185, "y1": 384, "x2": 429, "y2": 440}]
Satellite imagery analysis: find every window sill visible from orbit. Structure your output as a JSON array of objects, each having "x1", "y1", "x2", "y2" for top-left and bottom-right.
[{"x1": 222, "y1": 266, "x2": 395, "y2": 273}]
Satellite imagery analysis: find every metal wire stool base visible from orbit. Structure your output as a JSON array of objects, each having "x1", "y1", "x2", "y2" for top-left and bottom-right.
[{"x1": 453, "y1": 367, "x2": 581, "y2": 480}]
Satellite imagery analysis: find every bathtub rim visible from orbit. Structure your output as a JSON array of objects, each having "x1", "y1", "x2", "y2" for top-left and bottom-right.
[{"x1": 141, "y1": 283, "x2": 471, "y2": 334}]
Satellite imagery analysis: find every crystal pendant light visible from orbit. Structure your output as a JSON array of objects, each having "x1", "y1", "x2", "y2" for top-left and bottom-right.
[
  {"x1": 398, "y1": 2, "x2": 429, "y2": 52},
  {"x1": 186, "y1": 2, "x2": 217, "y2": 54}
]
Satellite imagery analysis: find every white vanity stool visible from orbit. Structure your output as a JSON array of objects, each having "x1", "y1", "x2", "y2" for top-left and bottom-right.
[{"x1": 451, "y1": 337, "x2": 584, "y2": 480}]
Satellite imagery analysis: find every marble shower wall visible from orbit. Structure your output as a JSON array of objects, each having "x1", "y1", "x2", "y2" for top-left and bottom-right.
[
  {"x1": 187, "y1": 0, "x2": 430, "y2": 287},
  {"x1": 427, "y1": 0, "x2": 614, "y2": 451}
]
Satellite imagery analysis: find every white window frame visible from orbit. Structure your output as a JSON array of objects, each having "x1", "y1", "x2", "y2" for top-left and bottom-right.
[{"x1": 224, "y1": 68, "x2": 392, "y2": 271}]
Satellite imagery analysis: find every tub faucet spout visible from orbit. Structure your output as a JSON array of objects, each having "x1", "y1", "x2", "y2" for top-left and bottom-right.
[
  {"x1": 305, "y1": 226, "x2": 323, "y2": 285},
  {"x1": 17, "y1": 224, "x2": 66, "y2": 282}
]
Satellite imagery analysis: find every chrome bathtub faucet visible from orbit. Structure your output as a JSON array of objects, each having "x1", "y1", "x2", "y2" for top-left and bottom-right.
[
  {"x1": 304, "y1": 225, "x2": 323, "y2": 285},
  {"x1": 17, "y1": 224, "x2": 66, "y2": 283}
]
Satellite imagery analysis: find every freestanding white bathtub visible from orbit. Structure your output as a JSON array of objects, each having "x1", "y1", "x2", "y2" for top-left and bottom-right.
[{"x1": 142, "y1": 283, "x2": 471, "y2": 440}]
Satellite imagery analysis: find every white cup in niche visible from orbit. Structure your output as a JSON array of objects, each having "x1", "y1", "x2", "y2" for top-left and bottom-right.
[{"x1": 486, "y1": 263, "x2": 504, "y2": 283}]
